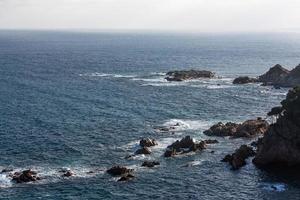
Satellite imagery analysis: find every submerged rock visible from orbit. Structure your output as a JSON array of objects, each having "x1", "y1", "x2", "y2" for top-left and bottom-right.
[
  {"x1": 164, "y1": 136, "x2": 207, "y2": 157},
  {"x1": 139, "y1": 138, "x2": 158, "y2": 147},
  {"x1": 142, "y1": 161, "x2": 160, "y2": 168},
  {"x1": 165, "y1": 70, "x2": 215, "y2": 81},
  {"x1": 204, "y1": 118, "x2": 268, "y2": 138},
  {"x1": 117, "y1": 173, "x2": 135, "y2": 182},
  {"x1": 253, "y1": 87, "x2": 300, "y2": 168},
  {"x1": 62, "y1": 171, "x2": 74, "y2": 177},
  {"x1": 135, "y1": 147, "x2": 152, "y2": 155},
  {"x1": 233, "y1": 76, "x2": 258, "y2": 84},
  {"x1": 107, "y1": 166, "x2": 133, "y2": 176},
  {"x1": 12, "y1": 169, "x2": 40, "y2": 183},
  {"x1": 222, "y1": 145, "x2": 256, "y2": 170}
]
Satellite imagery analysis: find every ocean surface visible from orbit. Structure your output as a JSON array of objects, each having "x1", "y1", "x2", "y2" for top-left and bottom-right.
[{"x1": 0, "y1": 30, "x2": 300, "y2": 199}]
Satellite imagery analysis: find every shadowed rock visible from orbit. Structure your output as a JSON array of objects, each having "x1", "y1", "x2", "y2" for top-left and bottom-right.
[
  {"x1": 233, "y1": 76, "x2": 258, "y2": 84},
  {"x1": 142, "y1": 161, "x2": 160, "y2": 168},
  {"x1": 253, "y1": 87, "x2": 300, "y2": 168},
  {"x1": 107, "y1": 166, "x2": 133, "y2": 176},
  {"x1": 165, "y1": 70, "x2": 215, "y2": 81},
  {"x1": 139, "y1": 138, "x2": 158, "y2": 147},
  {"x1": 222, "y1": 145, "x2": 256, "y2": 170},
  {"x1": 12, "y1": 169, "x2": 40, "y2": 183},
  {"x1": 117, "y1": 173, "x2": 135, "y2": 182},
  {"x1": 135, "y1": 147, "x2": 152, "y2": 155},
  {"x1": 258, "y1": 64, "x2": 290, "y2": 85},
  {"x1": 204, "y1": 118, "x2": 269, "y2": 138},
  {"x1": 164, "y1": 136, "x2": 207, "y2": 157}
]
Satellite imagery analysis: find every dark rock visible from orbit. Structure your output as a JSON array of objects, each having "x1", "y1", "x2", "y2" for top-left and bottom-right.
[
  {"x1": 107, "y1": 166, "x2": 133, "y2": 176},
  {"x1": 135, "y1": 147, "x2": 152, "y2": 155},
  {"x1": 62, "y1": 171, "x2": 74, "y2": 177},
  {"x1": 139, "y1": 138, "x2": 158, "y2": 147},
  {"x1": 203, "y1": 122, "x2": 239, "y2": 137},
  {"x1": 164, "y1": 136, "x2": 207, "y2": 157},
  {"x1": 258, "y1": 64, "x2": 290, "y2": 85},
  {"x1": 1, "y1": 168, "x2": 13, "y2": 173},
  {"x1": 203, "y1": 139, "x2": 219, "y2": 144},
  {"x1": 117, "y1": 173, "x2": 135, "y2": 182},
  {"x1": 165, "y1": 70, "x2": 215, "y2": 81},
  {"x1": 141, "y1": 161, "x2": 160, "y2": 168},
  {"x1": 222, "y1": 145, "x2": 256, "y2": 170},
  {"x1": 233, "y1": 76, "x2": 258, "y2": 84},
  {"x1": 204, "y1": 119, "x2": 269, "y2": 138},
  {"x1": 253, "y1": 87, "x2": 300, "y2": 167},
  {"x1": 267, "y1": 106, "x2": 284, "y2": 116},
  {"x1": 12, "y1": 169, "x2": 40, "y2": 183}
]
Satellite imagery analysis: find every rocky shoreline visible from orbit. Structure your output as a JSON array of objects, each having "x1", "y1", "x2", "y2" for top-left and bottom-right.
[{"x1": 2, "y1": 65, "x2": 299, "y2": 185}]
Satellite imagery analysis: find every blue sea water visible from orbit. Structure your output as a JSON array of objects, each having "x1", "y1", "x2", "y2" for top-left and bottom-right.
[{"x1": 0, "y1": 30, "x2": 300, "y2": 199}]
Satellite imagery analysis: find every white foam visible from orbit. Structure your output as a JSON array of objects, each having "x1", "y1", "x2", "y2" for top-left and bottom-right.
[
  {"x1": 0, "y1": 174, "x2": 12, "y2": 188},
  {"x1": 161, "y1": 119, "x2": 212, "y2": 132},
  {"x1": 261, "y1": 182, "x2": 287, "y2": 192},
  {"x1": 79, "y1": 72, "x2": 136, "y2": 78}
]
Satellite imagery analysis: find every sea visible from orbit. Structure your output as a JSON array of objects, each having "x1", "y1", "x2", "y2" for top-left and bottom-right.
[{"x1": 0, "y1": 30, "x2": 300, "y2": 199}]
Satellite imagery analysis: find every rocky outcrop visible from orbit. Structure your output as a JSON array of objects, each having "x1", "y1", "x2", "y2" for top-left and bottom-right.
[
  {"x1": 107, "y1": 166, "x2": 133, "y2": 176},
  {"x1": 222, "y1": 145, "x2": 256, "y2": 170},
  {"x1": 164, "y1": 136, "x2": 207, "y2": 157},
  {"x1": 233, "y1": 76, "x2": 258, "y2": 84},
  {"x1": 165, "y1": 70, "x2": 215, "y2": 81},
  {"x1": 142, "y1": 161, "x2": 160, "y2": 168},
  {"x1": 253, "y1": 87, "x2": 300, "y2": 167},
  {"x1": 258, "y1": 64, "x2": 290, "y2": 86},
  {"x1": 204, "y1": 118, "x2": 269, "y2": 138},
  {"x1": 139, "y1": 138, "x2": 158, "y2": 147},
  {"x1": 257, "y1": 64, "x2": 300, "y2": 87},
  {"x1": 135, "y1": 147, "x2": 152, "y2": 155},
  {"x1": 117, "y1": 174, "x2": 135, "y2": 182},
  {"x1": 12, "y1": 169, "x2": 40, "y2": 183}
]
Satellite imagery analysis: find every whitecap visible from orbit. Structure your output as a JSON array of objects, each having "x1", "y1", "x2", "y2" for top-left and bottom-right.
[
  {"x1": 158, "y1": 119, "x2": 213, "y2": 132},
  {"x1": 0, "y1": 174, "x2": 12, "y2": 188}
]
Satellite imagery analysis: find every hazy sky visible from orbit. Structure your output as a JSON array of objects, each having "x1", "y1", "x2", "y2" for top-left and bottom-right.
[{"x1": 0, "y1": 0, "x2": 299, "y2": 32}]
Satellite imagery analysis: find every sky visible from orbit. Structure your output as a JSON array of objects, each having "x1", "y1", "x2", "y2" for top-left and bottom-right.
[{"x1": 0, "y1": 0, "x2": 299, "y2": 32}]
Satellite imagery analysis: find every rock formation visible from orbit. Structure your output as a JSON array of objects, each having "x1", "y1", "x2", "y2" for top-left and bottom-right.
[
  {"x1": 135, "y1": 147, "x2": 152, "y2": 155},
  {"x1": 233, "y1": 76, "x2": 258, "y2": 84},
  {"x1": 222, "y1": 145, "x2": 256, "y2": 170},
  {"x1": 253, "y1": 87, "x2": 300, "y2": 167},
  {"x1": 165, "y1": 70, "x2": 215, "y2": 81},
  {"x1": 12, "y1": 169, "x2": 40, "y2": 183},
  {"x1": 163, "y1": 136, "x2": 216, "y2": 157},
  {"x1": 107, "y1": 166, "x2": 133, "y2": 176},
  {"x1": 258, "y1": 64, "x2": 290, "y2": 86},
  {"x1": 204, "y1": 118, "x2": 269, "y2": 138},
  {"x1": 139, "y1": 138, "x2": 158, "y2": 147},
  {"x1": 141, "y1": 161, "x2": 160, "y2": 168}
]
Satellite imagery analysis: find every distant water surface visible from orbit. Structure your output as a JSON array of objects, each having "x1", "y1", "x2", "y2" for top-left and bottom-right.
[{"x1": 0, "y1": 31, "x2": 300, "y2": 199}]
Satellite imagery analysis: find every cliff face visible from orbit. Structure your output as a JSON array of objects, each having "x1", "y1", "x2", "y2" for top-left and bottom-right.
[{"x1": 253, "y1": 87, "x2": 300, "y2": 167}]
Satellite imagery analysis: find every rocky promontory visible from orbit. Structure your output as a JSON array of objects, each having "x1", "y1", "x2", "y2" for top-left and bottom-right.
[
  {"x1": 253, "y1": 86, "x2": 300, "y2": 167},
  {"x1": 165, "y1": 70, "x2": 215, "y2": 81}
]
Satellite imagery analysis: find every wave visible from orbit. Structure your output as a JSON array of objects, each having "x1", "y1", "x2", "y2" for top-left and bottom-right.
[
  {"x1": 0, "y1": 166, "x2": 105, "y2": 188},
  {"x1": 157, "y1": 119, "x2": 213, "y2": 132},
  {"x1": 260, "y1": 182, "x2": 287, "y2": 192},
  {"x1": 79, "y1": 72, "x2": 137, "y2": 78}
]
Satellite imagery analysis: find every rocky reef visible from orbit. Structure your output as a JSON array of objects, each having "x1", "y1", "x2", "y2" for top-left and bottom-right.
[
  {"x1": 11, "y1": 169, "x2": 40, "y2": 183},
  {"x1": 232, "y1": 64, "x2": 300, "y2": 87},
  {"x1": 204, "y1": 118, "x2": 269, "y2": 138},
  {"x1": 233, "y1": 76, "x2": 258, "y2": 84},
  {"x1": 222, "y1": 145, "x2": 256, "y2": 170},
  {"x1": 253, "y1": 86, "x2": 300, "y2": 167},
  {"x1": 165, "y1": 70, "x2": 215, "y2": 81}
]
